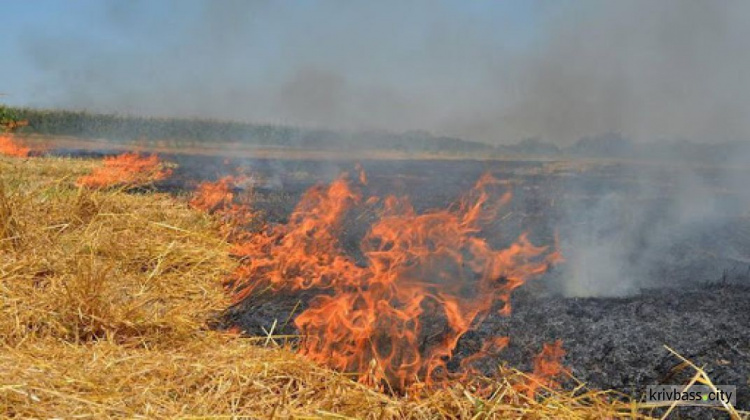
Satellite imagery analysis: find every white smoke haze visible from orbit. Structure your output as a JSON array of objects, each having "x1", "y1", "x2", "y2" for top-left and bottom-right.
[
  {"x1": 6, "y1": 0, "x2": 749, "y2": 146},
  {"x1": 558, "y1": 153, "x2": 750, "y2": 297},
  {"x1": 501, "y1": 0, "x2": 750, "y2": 145}
]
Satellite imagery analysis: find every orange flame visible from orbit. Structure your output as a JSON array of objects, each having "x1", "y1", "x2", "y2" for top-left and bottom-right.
[
  {"x1": 230, "y1": 175, "x2": 362, "y2": 295},
  {"x1": 190, "y1": 175, "x2": 256, "y2": 237},
  {"x1": 76, "y1": 153, "x2": 172, "y2": 188},
  {"x1": 459, "y1": 336, "x2": 511, "y2": 372},
  {"x1": 517, "y1": 340, "x2": 567, "y2": 398},
  {"x1": 0, "y1": 134, "x2": 31, "y2": 157},
  {"x1": 190, "y1": 176, "x2": 239, "y2": 213},
  {"x1": 228, "y1": 170, "x2": 561, "y2": 390}
]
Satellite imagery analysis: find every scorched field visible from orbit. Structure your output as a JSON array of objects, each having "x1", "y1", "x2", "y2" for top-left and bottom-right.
[{"x1": 2, "y1": 133, "x2": 748, "y2": 419}]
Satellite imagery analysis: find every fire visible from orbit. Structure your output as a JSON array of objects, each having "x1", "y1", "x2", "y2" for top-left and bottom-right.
[
  {"x1": 0, "y1": 134, "x2": 31, "y2": 157},
  {"x1": 459, "y1": 336, "x2": 511, "y2": 371},
  {"x1": 190, "y1": 175, "x2": 256, "y2": 236},
  {"x1": 227, "y1": 170, "x2": 562, "y2": 390},
  {"x1": 76, "y1": 152, "x2": 172, "y2": 188},
  {"x1": 518, "y1": 340, "x2": 568, "y2": 398},
  {"x1": 190, "y1": 176, "x2": 239, "y2": 213},
  {"x1": 230, "y1": 175, "x2": 362, "y2": 296}
]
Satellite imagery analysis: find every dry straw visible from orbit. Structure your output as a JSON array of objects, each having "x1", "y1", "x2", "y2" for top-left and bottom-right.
[{"x1": 1, "y1": 155, "x2": 743, "y2": 419}]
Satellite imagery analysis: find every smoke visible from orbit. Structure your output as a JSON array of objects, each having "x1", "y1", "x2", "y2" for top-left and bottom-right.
[
  {"x1": 557, "y1": 144, "x2": 750, "y2": 297},
  {"x1": 7, "y1": 0, "x2": 749, "y2": 145},
  {"x1": 500, "y1": 0, "x2": 750, "y2": 145}
]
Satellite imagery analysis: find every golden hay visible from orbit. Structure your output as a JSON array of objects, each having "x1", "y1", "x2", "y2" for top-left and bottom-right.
[
  {"x1": 0, "y1": 155, "x2": 720, "y2": 419},
  {"x1": 0, "y1": 156, "x2": 229, "y2": 346}
]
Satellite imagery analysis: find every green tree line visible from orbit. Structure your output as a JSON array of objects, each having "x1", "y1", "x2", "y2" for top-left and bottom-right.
[{"x1": 1, "y1": 106, "x2": 492, "y2": 153}]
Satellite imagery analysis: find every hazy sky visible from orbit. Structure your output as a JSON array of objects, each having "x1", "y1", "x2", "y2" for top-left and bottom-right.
[{"x1": 2, "y1": 0, "x2": 749, "y2": 145}]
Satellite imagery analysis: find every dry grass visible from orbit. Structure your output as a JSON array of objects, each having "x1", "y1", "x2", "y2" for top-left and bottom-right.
[
  {"x1": 0, "y1": 154, "x2": 734, "y2": 419},
  {"x1": 0, "y1": 157, "x2": 228, "y2": 347},
  {"x1": 1, "y1": 334, "x2": 653, "y2": 419}
]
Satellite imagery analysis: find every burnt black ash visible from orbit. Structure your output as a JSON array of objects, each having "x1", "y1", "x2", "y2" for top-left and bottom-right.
[{"x1": 56, "y1": 148, "x2": 750, "y2": 414}]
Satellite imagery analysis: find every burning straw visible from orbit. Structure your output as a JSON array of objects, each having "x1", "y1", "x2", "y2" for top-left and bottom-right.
[
  {"x1": 0, "y1": 134, "x2": 31, "y2": 158},
  {"x1": 224, "y1": 170, "x2": 563, "y2": 391},
  {"x1": 0, "y1": 154, "x2": 734, "y2": 418},
  {"x1": 76, "y1": 152, "x2": 172, "y2": 188},
  {"x1": 0, "y1": 118, "x2": 33, "y2": 158}
]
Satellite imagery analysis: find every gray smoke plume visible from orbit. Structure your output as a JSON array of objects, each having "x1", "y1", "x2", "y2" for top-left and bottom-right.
[{"x1": 500, "y1": 0, "x2": 750, "y2": 145}]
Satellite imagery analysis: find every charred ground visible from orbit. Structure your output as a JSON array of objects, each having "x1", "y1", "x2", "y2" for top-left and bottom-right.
[
  {"x1": 226, "y1": 274, "x2": 750, "y2": 413},
  {"x1": 55, "y1": 149, "x2": 750, "y2": 411}
]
